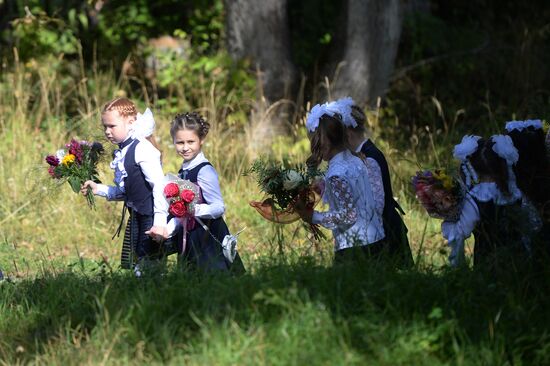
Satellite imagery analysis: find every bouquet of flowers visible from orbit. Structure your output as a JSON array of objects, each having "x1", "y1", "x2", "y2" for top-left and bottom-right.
[
  {"x1": 412, "y1": 169, "x2": 464, "y2": 221},
  {"x1": 45, "y1": 139, "x2": 104, "y2": 208},
  {"x1": 246, "y1": 158, "x2": 324, "y2": 239},
  {"x1": 163, "y1": 174, "x2": 201, "y2": 220}
]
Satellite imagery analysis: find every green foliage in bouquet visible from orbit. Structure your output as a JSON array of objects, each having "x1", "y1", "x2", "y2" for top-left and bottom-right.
[{"x1": 244, "y1": 157, "x2": 323, "y2": 210}]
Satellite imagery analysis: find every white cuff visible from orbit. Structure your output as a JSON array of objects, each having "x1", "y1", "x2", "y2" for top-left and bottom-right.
[{"x1": 96, "y1": 184, "x2": 110, "y2": 198}]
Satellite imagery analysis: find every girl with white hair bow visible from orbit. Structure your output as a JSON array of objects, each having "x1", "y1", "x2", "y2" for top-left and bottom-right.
[{"x1": 442, "y1": 134, "x2": 540, "y2": 270}]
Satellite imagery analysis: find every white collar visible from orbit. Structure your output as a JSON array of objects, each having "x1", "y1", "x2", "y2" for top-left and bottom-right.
[
  {"x1": 355, "y1": 139, "x2": 369, "y2": 153},
  {"x1": 469, "y1": 182, "x2": 522, "y2": 205},
  {"x1": 181, "y1": 151, "x2": 208, "y2": 171}
]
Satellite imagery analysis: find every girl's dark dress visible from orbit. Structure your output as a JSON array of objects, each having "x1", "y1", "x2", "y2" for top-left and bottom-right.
[
  {"x1": 174, "y1": 162, "x2": 245, "y2": 273},
  {"x1": 472, "y1": 198, "x2": 529, "y2": 270}
]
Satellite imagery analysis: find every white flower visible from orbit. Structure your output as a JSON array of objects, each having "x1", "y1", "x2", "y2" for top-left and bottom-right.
[
  {"x1": 55, "y1": 149, "x2": 66, "y2": 162},
  {"x1": 283, "y1": 169, "x2": 304, "y2": 191}
]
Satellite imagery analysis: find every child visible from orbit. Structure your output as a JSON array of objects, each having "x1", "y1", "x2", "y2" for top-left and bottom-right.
[
  {"x1": 296, "y1": 103, "x2": 386, "y2": 264},
  {"x1": 80, "y1": 97, "x2": 168, "y2": 274},
  {"x1": 163, "y1": 112, "x2": 244, "y2": 273},
  {"x1": 504, "y1": 120, "x2": 550, "y2": 264},
  {"x1": 442, "y1": 134, "x2": 537, "y2": 270},
  {"x1": 326, "y1": 97, "x2": 413, "y2": 268}
]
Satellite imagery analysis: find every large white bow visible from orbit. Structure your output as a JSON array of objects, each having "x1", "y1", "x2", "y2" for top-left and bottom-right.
[{"x1": 132, "y1": 108, "x2": 156, "y2": 139}]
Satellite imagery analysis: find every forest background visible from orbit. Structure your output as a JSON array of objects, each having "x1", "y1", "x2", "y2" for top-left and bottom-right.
[{"x1": 1, "y1": 0, "x2": 550, "y2": 364}]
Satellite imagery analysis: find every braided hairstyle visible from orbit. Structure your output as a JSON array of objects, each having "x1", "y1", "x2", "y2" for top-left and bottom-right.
[
  {"x1": 170, "y1": 112, "x2": 211, "y2": 140},
  {"x1": 102, "y1": 97, "x2": 137, "y2": 118},
  {"x1": 101, "y1": 97, "x2": 161, "y2": 155}
]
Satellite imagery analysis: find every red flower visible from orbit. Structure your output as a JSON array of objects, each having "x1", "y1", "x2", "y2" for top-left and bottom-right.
[
  {"x1": 169, "y1": 201, "x2": 187, "y2": 217},
  {"x1": 180, "y1": 189, "x2": 195, "y2": 203},
  {"x1": 163, "y1": 183, "x2": 180, "y2": 198},
  {"x1": 67, "y1": 139, "x2": 83, "y2": 163},
  {"x1": 48, "y1": 166, "x2": 60, "y2": 178}
]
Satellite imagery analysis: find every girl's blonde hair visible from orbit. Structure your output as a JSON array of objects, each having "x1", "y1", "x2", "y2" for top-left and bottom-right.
[{"x1": 101, "y1": 97, "x2": 161, "y2": 156}]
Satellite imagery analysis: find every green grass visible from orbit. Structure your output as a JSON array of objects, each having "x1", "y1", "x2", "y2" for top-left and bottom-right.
[
  {"x1": 1, "y1": 54, "x2": 549, "y2": 364},
  {"x1": 2, "y1": 262, "x2": 550, "y2": 364}
]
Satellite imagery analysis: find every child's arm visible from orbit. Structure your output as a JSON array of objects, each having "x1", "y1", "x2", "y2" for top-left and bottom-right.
[
  {"x1": 441, "y1": 194, "x2": 479, "y2": 266},
  {"x1": 135, "y1": 140, "x2": 169, "y2": 228},
  {"x1": 311, "y1": 176, "x2": 357, "y2": 230},
  {"x1": 195, "y1": 165, "x2": 225, "y2": 219},
  {"x1": 81, "y1": 181, "x2": 125, "y2": 201}
]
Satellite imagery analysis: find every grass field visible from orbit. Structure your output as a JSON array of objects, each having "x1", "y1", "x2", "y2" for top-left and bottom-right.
[{"x1": 1, "y1": 56, "x2": 549, "y2": 365}]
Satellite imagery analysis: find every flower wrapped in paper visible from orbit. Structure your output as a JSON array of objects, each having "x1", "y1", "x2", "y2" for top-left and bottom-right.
[
  {"x1": 412, "y1": 169, "x2": 465, "y2": 221},
  {"x1": 44, "y1": 139, "x2": 104, "y2": 208},
  {"x1": 246, "y1": 158, "x2": 325, "y2": 239}
]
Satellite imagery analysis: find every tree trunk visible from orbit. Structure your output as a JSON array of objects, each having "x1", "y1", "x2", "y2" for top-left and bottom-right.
[
  {"x1": 330, "y1": 0, "x2": 403, "y2": 107},
  {"x1": 225, "y1": 0, "x2": 297, "y2": 103}
]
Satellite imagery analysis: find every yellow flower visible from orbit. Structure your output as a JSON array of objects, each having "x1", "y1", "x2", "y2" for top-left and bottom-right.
[
  {"x1": 442, "y1": 177, "x2": 453, "y2": 190},
  {"x1": 62, "y1": 154, "x2": 76, "y2": 166},
  {"x1": 433, "y1": 169, "x2": 453, "y2": 190}
]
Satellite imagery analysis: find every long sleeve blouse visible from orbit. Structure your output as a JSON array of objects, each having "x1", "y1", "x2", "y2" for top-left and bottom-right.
[
  {"x1": 312, "y1": 150, "x2": 385, "y2": 251},
  {"x1": 95, "y1": 137, "x2": 168, "y2": 227}
]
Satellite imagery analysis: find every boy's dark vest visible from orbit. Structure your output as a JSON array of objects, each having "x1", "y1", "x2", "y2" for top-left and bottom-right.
[
  {"x1": 122, "y1": 139, "x2": 154, "y2": 215},
  {"x1": 360, "y1": 139, "x2": 399, "y2": 216}
]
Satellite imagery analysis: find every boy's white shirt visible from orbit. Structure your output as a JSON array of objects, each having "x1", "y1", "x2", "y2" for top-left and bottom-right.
[
  {"x1": 95, "y1": 137, "x2": 168, "y2": 227},
  {"x1": 165, "y1": 151, "x2": 226, "y2": 236}
]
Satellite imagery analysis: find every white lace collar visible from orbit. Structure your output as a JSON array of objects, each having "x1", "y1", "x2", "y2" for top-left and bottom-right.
[
  {"x1": 180, "y1": 151, "x2": 208, "y2": 171},
  {"x1": 469, "y1": 182, "x2": 522, "y2": 205}
]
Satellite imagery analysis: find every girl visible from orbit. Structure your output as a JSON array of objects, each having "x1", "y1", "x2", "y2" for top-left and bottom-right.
[
  {"x1": 326, "y1": 97, "x2": 413, "y2": 268},
  {"x1": 163, "y1": 112, "x2": 244, "y2": 273},
  {"x1": 296, "y1": 103, "x2": 386, "y2": 264},
  {"x1": 80, "y1": 97, "x2": 168, "y2": 274},
  {"x1": 505, "y1": 120, "x2": 550, "y2": 263},
  {"x1": 442, "y1": 135, "x2": 538, "y2": 270}
]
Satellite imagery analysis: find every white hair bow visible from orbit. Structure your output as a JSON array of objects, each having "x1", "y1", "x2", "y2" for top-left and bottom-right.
[
  {"x1": 306, "y1": 103, "x2": 333, "y2": 132},
  {"x1": 504, "y1": 119, "x2": 542, "y2": 132},
  {"x1": 453, "y1": 135, "x2": 481, "y2": 161},
  {"x1": 132, "y1": 108, "x2": 156, "y2": 139},
  {"x1": 491, "y1": 134, "x2": 519, "y2": 166},
  {"x1": 326, "y1": 97, "x2": 357, "y2": 128}
]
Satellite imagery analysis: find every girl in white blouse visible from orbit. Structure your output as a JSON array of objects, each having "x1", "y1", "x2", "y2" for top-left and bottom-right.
[
  {"x1": 442, "y1": 135, "x2": 539, "y2": 270},
  {"x1": 296, "y1": 103, "x2": 386, "y2": 263},
  {"x1": 81, "y1": 98, "x2": 168, "y2": 273}
]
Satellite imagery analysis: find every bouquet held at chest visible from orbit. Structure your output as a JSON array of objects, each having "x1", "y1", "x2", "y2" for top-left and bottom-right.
[
  {"x1": 412, "y1": 169, "x2": 464, "y2": 221},
  {"x1": 45, "y1": 139, "x2": 104, "y2": 208},
  {"x1": 246, "y1": 158, "x2": 325, "y2": 239},
  {"x1": 163, "y1": 174, "x2": 201, "y2": 221}
]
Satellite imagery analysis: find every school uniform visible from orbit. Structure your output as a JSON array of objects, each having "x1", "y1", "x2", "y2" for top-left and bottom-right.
[
  {"x1": 167, "y1": 152, "x2": 245, "y2": 273},
  {"x1": 442, "y1": 182, "x2": 538, "y2": 270},
  {"x1": 96, "y1": 137, "x2": 168, "y2": 268}
]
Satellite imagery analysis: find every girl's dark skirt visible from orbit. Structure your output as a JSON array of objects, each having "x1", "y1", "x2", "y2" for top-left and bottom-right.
[{"x1": 176, "y1": 217, "x2": 245, "y2": 274}]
